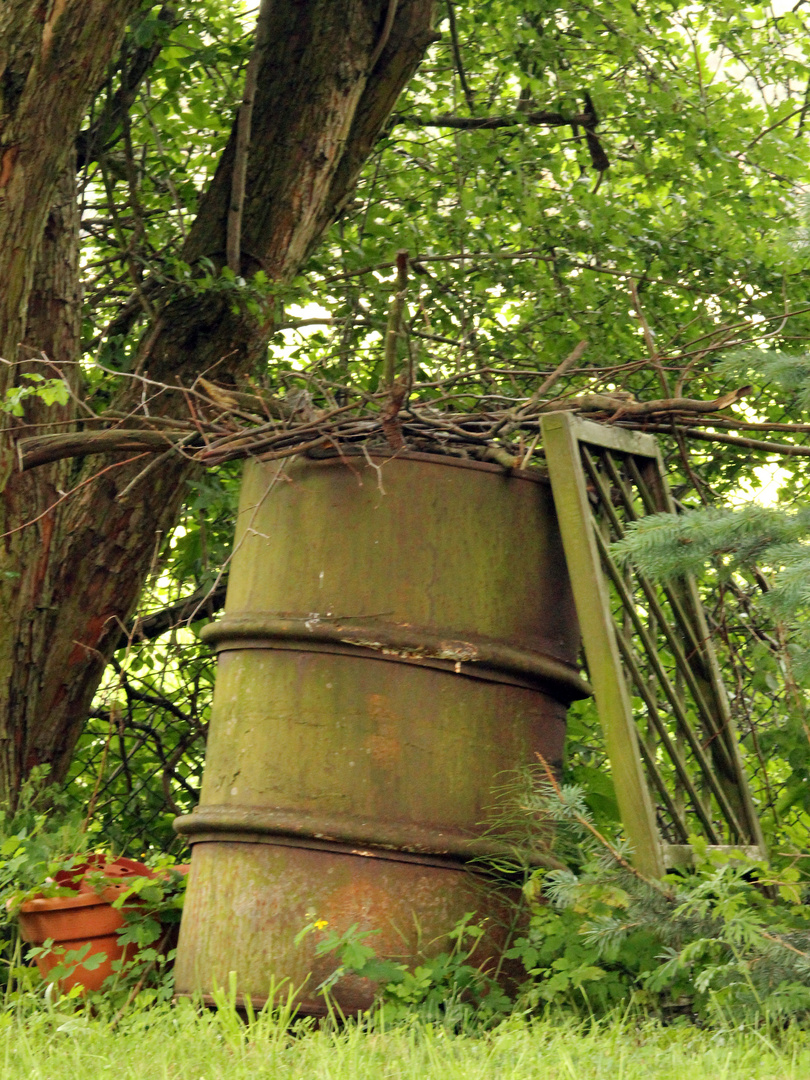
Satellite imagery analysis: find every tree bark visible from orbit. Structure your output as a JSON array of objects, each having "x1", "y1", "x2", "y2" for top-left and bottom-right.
[
  {"x1": 0, "y1": 0, "x2": 140, "y2": 378},
  {"x1": 0, "y1": 151, "x2": 86, "y2": 795},
  {"x1": 0, "y1": 0, "x2": 436, "y2": 805}
]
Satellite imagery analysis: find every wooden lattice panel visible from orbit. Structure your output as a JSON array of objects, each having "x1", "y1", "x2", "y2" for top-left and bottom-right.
[{"x1": 542, "y1": 412, "x2": 764, "y2": 877}]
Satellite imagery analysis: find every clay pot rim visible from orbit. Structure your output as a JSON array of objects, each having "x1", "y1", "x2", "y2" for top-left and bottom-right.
[
  {"x1": 18, "y1": 862, "x2": 188, "y2": 915},
  {"x1": 19, "y1": 888, "x2": 125, "y2": 914}
]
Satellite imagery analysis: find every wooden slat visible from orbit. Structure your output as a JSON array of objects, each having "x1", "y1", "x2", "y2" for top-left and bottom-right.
[
  {"x1": 623, "y1": 452, "x2": 765, "y2": 850},
  {"x1": 664, "y1": 844, "x2": 765, "y2": 870},
  {"x1": 562, "y1": 415, "x2": 660, "y2": 457},
  {"x1": 541, "y1": 411, "x2": 664, "y2": 878},
  {"x1": 611, "y1": 623, "x2": 716, "y2": 843},
  {"x1": 636, "y1": 737, "x2": 691, "y2": 845},
  {"x1": 593, "y1": 528, "x2": 748, "y2": 842},
  {"x1": 583, "y1": 454, "x2": 740, "y2": 784}
]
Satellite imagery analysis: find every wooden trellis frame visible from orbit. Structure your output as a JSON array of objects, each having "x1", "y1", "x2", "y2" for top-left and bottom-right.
[{"x1": 541, "y1": 411, "x2": 765, "y2": 878}]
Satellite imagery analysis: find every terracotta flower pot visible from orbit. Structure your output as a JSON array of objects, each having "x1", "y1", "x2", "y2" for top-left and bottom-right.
[
  {"x1": 19, "y1": 888, "x2": 138, "y2": 992},
  {"x1": 17, "y1": 855, "x2": 159, "y2": 993}
]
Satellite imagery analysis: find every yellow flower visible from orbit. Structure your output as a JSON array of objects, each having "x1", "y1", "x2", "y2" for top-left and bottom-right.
[{"x1": 314, "y1": 919, "x2": 328, "y2": 930}]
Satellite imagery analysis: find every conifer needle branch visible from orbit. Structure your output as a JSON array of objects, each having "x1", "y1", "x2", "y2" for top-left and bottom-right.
[
  {"x1": 535, "y1": 752, "x2": 673, "y2": 897},
  {"x1": 761, "y1": 931, "x2": 810, "y2": 959}
]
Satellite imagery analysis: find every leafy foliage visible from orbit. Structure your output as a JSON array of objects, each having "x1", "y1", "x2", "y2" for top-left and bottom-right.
[
  {"x1": 59, "y1": 0, "x2": 810, "y2": 834},
  {"x1": 4, "y1": 0, "x2": 810, "y2": 1038},
  {"x1": 496, "y1": 771, "x2": 810, "y2": 1025},
  {"x1": 0, "y1": 771, "x2": 186, "y2": 1010},
  {"x1": 282, "y1": 0, "x2": 810, "y2": 406},
  {"x1": 293, "y1": 770, "x2": 810, "y2": 1028},
  {"x1": 0, "y1": 769, "x2": 87, "y2": 920},
  {"x1": 1, "y1": 375, "x2": 70, "y2": 417},
  {"x1": 611, "y1": 343, "x2": 810, "y2": 838},
  {"x1": 75, "y1": 0, "x2": 810, "y2": 407},
  {"x1": 297, "y1": 912, "x2": 512, "y2": 1029}
]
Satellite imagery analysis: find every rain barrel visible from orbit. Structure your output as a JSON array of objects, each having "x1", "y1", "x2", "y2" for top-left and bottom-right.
[{"x1": 174, "y1": 451, "x2": 589, "y2": 1014}]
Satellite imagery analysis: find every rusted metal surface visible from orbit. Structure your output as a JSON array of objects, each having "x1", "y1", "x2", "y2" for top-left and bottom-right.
[
  {"x1": 178, "y1": 804, "x2": 568, "y2": 867},
  {"x1": 175, "y1": 452, "x2": 586, "y2": 1014},
  {"x1": 179, "y1": 841, "x2": 520, "y2": 1016}
]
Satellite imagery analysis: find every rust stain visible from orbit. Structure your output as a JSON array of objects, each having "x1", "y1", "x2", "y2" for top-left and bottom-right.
[
  {"x1": 364, "y1": 693, "x2": 402, "y2": 767},
  {"x1": 347, "y1": 635, "x2": 478, "y2": 664},
  {"x1": 0, "y1": 147, "x2": 19, "y2": 189},
  {"x1": 325, "y1": 882, "x2": 400, "y2": 955}
]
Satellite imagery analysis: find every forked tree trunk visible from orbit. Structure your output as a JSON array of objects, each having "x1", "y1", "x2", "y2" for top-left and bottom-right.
[{"x1": 0, "y1": 0, "x2": 435, "y2": 806}]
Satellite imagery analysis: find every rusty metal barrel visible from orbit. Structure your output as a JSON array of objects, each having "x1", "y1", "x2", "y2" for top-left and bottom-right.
[{"x1": 174, "y1": 451, "x2": 588, "y2": 1013}]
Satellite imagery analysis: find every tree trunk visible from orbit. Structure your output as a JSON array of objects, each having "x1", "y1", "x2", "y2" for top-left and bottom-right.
[
  {"x1": 0, "y1": 0, "x2": 140, "y2": 383},
  {"x1": 0, "y1": 0, "x2": 436, "y2": 806}
]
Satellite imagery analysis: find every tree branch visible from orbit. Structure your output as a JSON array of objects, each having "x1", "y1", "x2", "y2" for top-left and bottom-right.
[
  {"x1": 76, "y1": 5, "x2": 178, "y2": 170},
  {"x1": 628, "y1": 424, "x2": 810, "y2": 457},
  {"x1": 518, "y1": 340, "x2": 589, "y2": 414},
  {"x1": 18, "y1": 429, "x2": 190, "y2": 470},
  {"x1": 383, "y1": 249, "x2": 409, "y2": 387},
  {"x1": 445, "y1": 1, "x2": 475, "y2": 114},
  {"x1": 369, "y1": 0, "x2": 399, "y2": 72},
  {"x1": 227, "y1": 0, "x2": 274, "y2": 274},
  {"x1": 401, "y1": 109, "x2": 573, "y2": 129},
  {"x1": 400, "y1": 92, "x2": 610, "y2": 173},
  {"x1": 580, "y1": 90, "x2": 610, "y2": 173},
  {"x1": 117, "y1": 580, "x2": 228, "y2": 649},
  {"x1": 565, "y1": 386, "x2": 751, "y2": 419}
]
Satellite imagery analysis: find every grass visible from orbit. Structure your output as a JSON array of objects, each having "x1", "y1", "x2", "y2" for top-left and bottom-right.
[{"x1": 2, "y1": 1002, "x2": 810, "y2": 1079}]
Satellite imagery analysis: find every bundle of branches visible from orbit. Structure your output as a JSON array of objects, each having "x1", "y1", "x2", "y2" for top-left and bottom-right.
[
  {"x1": 15, "y1": 354, "x2": 780, "y2": 477},
  {"x1": 15, "y1": 242, "x2": 810, "y2": 479}
]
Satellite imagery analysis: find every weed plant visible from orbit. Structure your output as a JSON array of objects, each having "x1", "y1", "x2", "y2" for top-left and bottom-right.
[
  {"x1": 501, "y1": 775, "x2": 810, "y2": 1025},
  {"x1": 5, "y1": 767, "x2": 810, "y2": 1034},
  {"x1": 6, "y1": 765, "x2": 810, "y2": 1031}
]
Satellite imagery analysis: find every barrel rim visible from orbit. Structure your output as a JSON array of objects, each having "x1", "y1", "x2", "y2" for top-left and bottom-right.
[
  {"x1": 200, "y1": 615, "x2": 592, "y2": 701},
  {"x1": 294, "y1": 447, "x2": 552, "y2": 485},
  {"x1": 173, "y1": 804, "x2": 565, "y2": 870}
]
